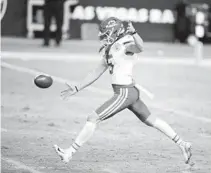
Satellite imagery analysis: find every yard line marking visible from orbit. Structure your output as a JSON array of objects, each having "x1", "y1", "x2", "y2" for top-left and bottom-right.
[
  {"x1": 136, "y1": 84, "x2": 154, "y2": 100},
  {"x1": 1, "y1": 157, "x2": 45, "y2": 173},
  {"x1": 2, "y1": 62, "x2": 211, "y2": 123},
  {"x1": 1, "y1": 51, "x2": 98, "y2": 62},
  {"x1": 152, "y1": 105, "x2": 211, "y2": 123}
]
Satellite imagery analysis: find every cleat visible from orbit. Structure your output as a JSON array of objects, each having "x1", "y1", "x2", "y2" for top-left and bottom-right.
[
  {"x1": 179, "y1": 142, "x2": 192, "y2": 164},
  {"x1": 53, "y1": 145, "x2": 72, "y2": 163}
]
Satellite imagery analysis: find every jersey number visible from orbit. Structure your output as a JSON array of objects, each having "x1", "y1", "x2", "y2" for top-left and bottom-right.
[{"x1": 107, "y1": 55, "x2": 114, "y2": 74}]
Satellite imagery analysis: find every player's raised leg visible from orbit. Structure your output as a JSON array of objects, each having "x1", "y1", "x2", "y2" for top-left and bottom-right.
[
  {"x1": 145, "y1": 115, "x2": 192, "y2": 164},
  {"x1": 128, "y1": 98, "x2": 192, "y2": 164}
]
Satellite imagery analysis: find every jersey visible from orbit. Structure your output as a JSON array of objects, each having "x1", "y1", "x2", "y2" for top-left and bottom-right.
[{"x1": 100, "y1": 34, "x2": 138, "y2": 85}]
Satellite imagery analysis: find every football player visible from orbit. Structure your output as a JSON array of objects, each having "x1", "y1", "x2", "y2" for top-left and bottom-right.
[{"x1": 54, "y1": 17, "x2": 192, "y2": 164}]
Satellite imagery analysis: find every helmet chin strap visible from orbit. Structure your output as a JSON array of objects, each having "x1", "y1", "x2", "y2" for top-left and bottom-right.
[{"x1": 106, "y1": 27, "x2": 118, "y2": 45}]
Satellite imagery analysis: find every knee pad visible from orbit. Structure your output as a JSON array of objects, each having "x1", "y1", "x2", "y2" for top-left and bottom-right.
[{"x1": 87, "y1": 111, "x2": 100, "y2": 123}]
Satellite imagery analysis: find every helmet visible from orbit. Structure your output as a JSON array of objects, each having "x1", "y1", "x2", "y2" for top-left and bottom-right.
[{"x1": 99, "y1": 17, "x2": 125, "y2": 46}]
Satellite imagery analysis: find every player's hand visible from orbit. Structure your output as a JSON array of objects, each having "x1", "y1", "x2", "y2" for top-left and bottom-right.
[
  {"x1": 60, "y1": 83, "x2": 78, "y2": 100},
  {"x1": 126, "y1": 21, "x2": 136, "y2": 34}
]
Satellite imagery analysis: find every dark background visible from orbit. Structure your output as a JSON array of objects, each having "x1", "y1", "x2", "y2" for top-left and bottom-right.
[{"x1": 1, "y1": 0, "x2": 211, "y2": 41}]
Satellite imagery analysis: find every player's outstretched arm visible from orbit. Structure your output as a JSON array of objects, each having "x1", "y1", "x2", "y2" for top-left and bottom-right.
[
  {"x1": 76, "y1": 59, "x2": 108, "y2": 91},
  {"x1": 61, "y1": 59, "x2": 107, "y2": 100}
]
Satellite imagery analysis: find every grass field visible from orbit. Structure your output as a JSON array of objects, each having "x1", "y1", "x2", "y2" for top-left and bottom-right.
[{"x1": 1, "y1": 38, "x2": 211, "y2": 173}]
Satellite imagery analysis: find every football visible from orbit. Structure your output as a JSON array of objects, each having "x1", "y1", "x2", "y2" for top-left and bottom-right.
[{"x1": 34, "y1": 74, "x2": 53, "y2": 89}]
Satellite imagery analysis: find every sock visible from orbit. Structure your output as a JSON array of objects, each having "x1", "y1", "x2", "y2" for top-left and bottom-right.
[
  {"x1": 150, "y1": 118, "x2": 178, "y2": 140},
  {"x1": 70, "y1": 142, "x2": 81, "y2": 153},
  {"x1": 68, "y1": 121, "x2": 97, "y2": 153},
  {"x1": 172, "y1": 134, "x2": 183, "y2": 145}
]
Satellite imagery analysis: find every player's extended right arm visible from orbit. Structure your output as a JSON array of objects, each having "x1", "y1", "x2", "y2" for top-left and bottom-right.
[{"x1": 75, "y1": 59, "x2": 108, "y2": 92}]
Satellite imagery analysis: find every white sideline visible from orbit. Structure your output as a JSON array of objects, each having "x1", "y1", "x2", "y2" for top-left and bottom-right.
[
  {"x1": 1, "y1": 51, "x2": 97, "y2": 61},
  {"x1": 1, "y1": 157, "x2": 45, "y2": 173},
  {"x1": 1, "y1": 62, "x2": 211, "y2": 123},
  {"x1": 135, "y1": 84, "x2": 154, "y2": 100},
  {"x1": 1, "y1": 51, "x2": 211, "y2": 67}
]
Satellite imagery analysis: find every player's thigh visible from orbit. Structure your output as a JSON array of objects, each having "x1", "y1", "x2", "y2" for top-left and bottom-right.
[
  {"x1": 128, "y1": 99, "x2": 151, "y2": 122},
  {"x1": 95, "y1": 91, "x2": 130, "y2": 121}
]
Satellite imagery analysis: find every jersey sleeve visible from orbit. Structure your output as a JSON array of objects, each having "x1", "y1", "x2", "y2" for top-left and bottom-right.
[
  {"x1": 122, "y1": 34, "x2": 142, "y2": 54},
  {"x1": 121, "y1": 35, "x2": 135, "y2": 45}
]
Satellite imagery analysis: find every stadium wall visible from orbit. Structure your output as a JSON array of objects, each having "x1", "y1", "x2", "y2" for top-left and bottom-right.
[
  {"x1": 1, "y1": 0, "x2": 210, "y2": 41},
  {"x1": 1, "y1": 0, "x2": 27, "y2": 36}
]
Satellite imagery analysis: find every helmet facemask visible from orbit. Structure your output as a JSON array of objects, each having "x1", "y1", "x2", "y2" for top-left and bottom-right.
[
  {"x1": 99, "y1": 28, "x2": 115, "y2": 46},
  {"x1": 99, "y1": 17, "x2": 125, "y2": 46}
]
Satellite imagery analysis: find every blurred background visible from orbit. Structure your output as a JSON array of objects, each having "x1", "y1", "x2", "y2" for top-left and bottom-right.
[{"x1": 1, "y1": 0, "x2": 211, "y2": 43}]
